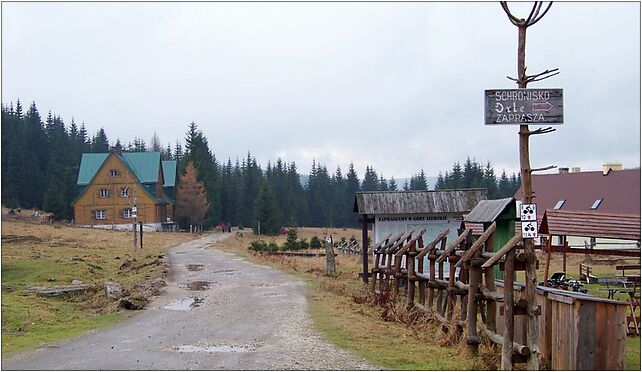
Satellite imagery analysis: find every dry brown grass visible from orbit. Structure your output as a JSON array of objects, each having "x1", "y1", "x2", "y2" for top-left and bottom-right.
[{"x1": 1, "y1": 212, "x2": 198, "y2": 355}]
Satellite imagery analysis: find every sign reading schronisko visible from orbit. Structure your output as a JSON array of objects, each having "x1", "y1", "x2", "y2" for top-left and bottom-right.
[{"x1": 484, "y1": 88, "x2": 563, "y2": 125}]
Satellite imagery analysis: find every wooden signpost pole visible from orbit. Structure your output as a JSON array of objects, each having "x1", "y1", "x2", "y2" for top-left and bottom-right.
[
  {"x1": 517, "y1": 23, "x2": 540, "y2": 371},
  {"x1": 498, "y1": 2, "x2": 557, "y2": 369}
]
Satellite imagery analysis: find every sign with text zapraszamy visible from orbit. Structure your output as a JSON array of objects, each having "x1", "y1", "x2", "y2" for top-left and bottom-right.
[{"x1": 484, "y1": 88, "x2": 563, "y2": 125}]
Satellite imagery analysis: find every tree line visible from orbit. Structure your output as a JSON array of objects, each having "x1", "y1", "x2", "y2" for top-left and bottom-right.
[{"x1": 1, "y1": 100, "x2": 521, "y2": 229}]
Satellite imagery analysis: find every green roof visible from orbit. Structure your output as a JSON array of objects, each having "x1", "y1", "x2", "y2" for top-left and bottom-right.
[
  {"x1": 77, "y1": 152, "x2": 162, "y2": 186},
  {"x1": 162, "y1": 160, "x2": 177, "y2": 187},
  {"x1": 77, "y1": 153, "x2": 109, "y2": 185},
  {"x1": 121, "y1": 152, "x2": 161, "y2": 184}
]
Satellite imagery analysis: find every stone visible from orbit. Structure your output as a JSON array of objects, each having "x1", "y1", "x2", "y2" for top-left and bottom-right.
[
  {"x1": 71, "y1": 280, "x2": 83, "y2": 285},
  {"x1": 24, "y1": 284, "x2": 95, "y2": 297},
  {"x1": 105, "y1": 282, "x2": 124, "y2": 300}
]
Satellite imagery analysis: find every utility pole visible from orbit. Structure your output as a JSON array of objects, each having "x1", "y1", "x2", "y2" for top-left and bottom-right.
[{"x1": 500, "y1": 2, "x2": 557, "y2": 370}]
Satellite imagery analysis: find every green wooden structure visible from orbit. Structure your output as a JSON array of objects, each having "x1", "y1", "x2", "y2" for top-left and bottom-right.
[{"x1": 464, "y1": 197, "x2": 516, "y2": 279}]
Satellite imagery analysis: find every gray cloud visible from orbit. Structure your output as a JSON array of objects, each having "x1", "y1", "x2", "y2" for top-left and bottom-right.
[{"x1": 2, "y1": 2, "x2": 639, "y2": 178}]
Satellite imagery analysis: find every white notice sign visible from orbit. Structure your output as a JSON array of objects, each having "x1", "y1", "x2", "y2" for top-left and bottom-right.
[
  {"x1": 521, "y1": 221, "x2": 538, "y2": 239},
  {"x1": 520, "y1": 204, "x2": 537, "y2": 221}
]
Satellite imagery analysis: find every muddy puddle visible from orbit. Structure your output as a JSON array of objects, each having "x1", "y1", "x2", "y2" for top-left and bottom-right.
[
  {"x1": 187, "y1": 281, "x2": 212, "y2": 290},
  {"x1": 186, "y1": 264, "x2": 205, "y2": 272},
  {"x1": 163, "y1": 297, "x2": 203, "y2": 311}
]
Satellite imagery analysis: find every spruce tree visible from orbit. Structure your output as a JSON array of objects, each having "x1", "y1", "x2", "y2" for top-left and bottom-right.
[
  {"x1": 253, "y1": 179, "x2": 280, "y2": 235},
  {"x1": 361, "y1": 166, "x2": 379, "y2": 191},
  {"x1": 409, "y1": 169, "x2": 428, "y2": 190},
  {"x1": 388, "y1": 177, "x2": 398, "y2": 191},
  {"x1": 498, "y1": 170, "x2": 512, "y2": 198},
  {"x1": 91, "y1": 128, "x2": 109, "y2": 152}
]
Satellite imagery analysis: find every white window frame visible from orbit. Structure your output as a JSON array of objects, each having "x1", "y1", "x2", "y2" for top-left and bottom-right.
[
  {"x1": 123, "y1": 208, "x2": 133, "y2": 218},
  {"x1": 121, "y1": 187, "x2": 129, "y2": 198},
  {"x1": 95, "y1": 210, "x2": 107, "y2": 220},
  {"x1": 99, "y1": 189, "x2": 110, "y2": 198},
  {"x1": 109, "y1": 169, "x2": 120, "y2": 177}
]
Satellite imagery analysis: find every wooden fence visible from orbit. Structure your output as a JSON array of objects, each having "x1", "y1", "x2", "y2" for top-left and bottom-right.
[{"x1": 367, "y1": 225, "x2": 628, "y2": 370}]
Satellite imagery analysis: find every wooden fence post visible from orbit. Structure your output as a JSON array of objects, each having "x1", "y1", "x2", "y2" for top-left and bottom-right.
[
  {"x1": 485, "y1": 232, "x2": 497, "y2": 332},
  {"x1": 502, "y1": 249, "x2": 516, "y2": 370},
  {"x1": 466, "y1": 256, "x2": 482, "y2": 355}
]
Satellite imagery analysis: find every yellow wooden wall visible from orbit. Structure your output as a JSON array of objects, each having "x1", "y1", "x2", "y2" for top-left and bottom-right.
[{"x1": 72, "y1": 154, "x2": 171, "y2": 225}]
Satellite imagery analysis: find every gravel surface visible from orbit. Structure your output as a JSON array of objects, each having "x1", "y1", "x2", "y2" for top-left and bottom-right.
[{"x1": 2, "y1": 233, "x2": 376, "y2": 370}]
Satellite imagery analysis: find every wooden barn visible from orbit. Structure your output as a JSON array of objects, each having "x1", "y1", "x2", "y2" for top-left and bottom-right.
[{"x1": 71, "y1": 148, "x2": 177, "y2": 231}]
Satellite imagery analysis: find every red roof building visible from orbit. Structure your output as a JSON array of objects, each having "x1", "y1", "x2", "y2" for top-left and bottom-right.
[{"x1": 514, "y1": 168, "x2": 640, "y2": 219}]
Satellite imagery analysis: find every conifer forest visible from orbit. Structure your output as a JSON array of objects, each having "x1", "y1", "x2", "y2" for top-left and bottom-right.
[{"x1": 1, "y1": 100, "x2": 522, "y2": 230}]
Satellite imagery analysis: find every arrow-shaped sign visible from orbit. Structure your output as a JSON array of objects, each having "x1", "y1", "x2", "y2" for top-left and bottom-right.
[{"x1": 532, "y1": 101, "x2": 553, "y2": 112}]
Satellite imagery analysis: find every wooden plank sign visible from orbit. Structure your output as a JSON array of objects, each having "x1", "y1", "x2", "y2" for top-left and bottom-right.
[{"x1": 485, "y1": 89, "x2": 563, "y2": 125}]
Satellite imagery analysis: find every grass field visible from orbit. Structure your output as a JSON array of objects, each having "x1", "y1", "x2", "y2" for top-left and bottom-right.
[
  {"x1": 1, "y1": 213, "x2": 197, "y2": 356},
  {"x1": 3, "y1": 218, "x2": 639, "y2": 370},
  {"x1": 214, "y1": 227, "x2": 641, "y2": 370}
]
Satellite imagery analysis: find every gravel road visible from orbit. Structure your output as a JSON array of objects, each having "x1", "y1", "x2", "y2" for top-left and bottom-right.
[{"x1": 3, "y1": 233, "x2": 375, "y2": 370}]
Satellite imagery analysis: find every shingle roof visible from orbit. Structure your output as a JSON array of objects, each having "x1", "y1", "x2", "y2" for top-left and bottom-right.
[
  {"x1": 514, "y1": 169, "x2": 640, "y2": 217},
  {"x1": 539, "y1": 209, "x2": 640, "y2": 241},
  {"x1": 353, "y1": 189, "x2": 487, "y2": 215},
  {"x1": 464, "y1": 198, "x2": 514, "y2": 223}
]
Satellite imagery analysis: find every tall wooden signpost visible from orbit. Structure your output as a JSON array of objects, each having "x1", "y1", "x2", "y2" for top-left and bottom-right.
[{"x1": 487, "y1": 2, "x2": 561, "y2": 370}]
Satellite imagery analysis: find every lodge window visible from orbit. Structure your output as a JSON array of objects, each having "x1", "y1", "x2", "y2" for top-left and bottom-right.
[
  {"x1": 95, "y1": 210, "x2": 106, "y2": 220},
  {"x1": 121, "y1": 187, "x2": 129, "y2": 198},
  {"x1": 110, "y1": 169, "x2": 120, "y2": 177},
  {"x1": 123, "y1": 209, "x2": 133, "y2": 218},
  {"x1": 553, "y1": 199, "x2": 565, "y2": 210},
  {"x1": 99, "y1": 189, "x2": 110, "y2": 198}
]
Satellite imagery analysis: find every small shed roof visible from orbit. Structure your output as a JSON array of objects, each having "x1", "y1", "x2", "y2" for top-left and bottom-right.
[
  {"x1": 539, "y1": 209, "x2": 641, "y2": 241},
  {"x1": 353, "y1": 189, "x2": 487, "y2": 215},
  {"x1": 464, "y1": 198, "x2": 514, "y2": 223}
]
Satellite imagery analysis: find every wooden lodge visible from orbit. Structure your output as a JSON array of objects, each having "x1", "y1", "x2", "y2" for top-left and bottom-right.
[{"x1": 71, "y1": 148, "x2": 177, "y2": 231}]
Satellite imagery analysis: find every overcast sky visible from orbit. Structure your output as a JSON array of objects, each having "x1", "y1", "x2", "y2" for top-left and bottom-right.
[{"x1": 2, "y1": 1, "x2": 640, "y2": 180}]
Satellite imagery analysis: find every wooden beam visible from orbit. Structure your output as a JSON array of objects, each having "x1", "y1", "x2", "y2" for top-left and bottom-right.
[
  {"x1": 395, "y1": 227, "x2": 427, "y2": 257},
  {"x1": 368, "y1": 232, "x2": 393, "y2": 254},
  {"x1": 480, "y1": 327, "x2": 530, "y2": 356},
  {"x1": 416, "y1": 228, "x2": 451, "y2": 260},
  {"x1": 436, "y1": 229, "x2": 471, "y2": 262},
  {"x1": 481, "y1": 233, "x2": 522, "y2": 269},
  {"x1": 456, "y1": 222, "x2": 496, "y2": 268}
]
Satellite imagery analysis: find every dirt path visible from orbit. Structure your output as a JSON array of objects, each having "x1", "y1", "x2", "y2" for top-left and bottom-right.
[{"x1": 3, "y1": 233, "x2": 375, "y2": 370}]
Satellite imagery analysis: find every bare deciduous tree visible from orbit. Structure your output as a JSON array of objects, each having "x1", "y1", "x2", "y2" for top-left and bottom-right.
[{"x1": 175, "y1": 162, "x2": 209, "y2": 231}]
